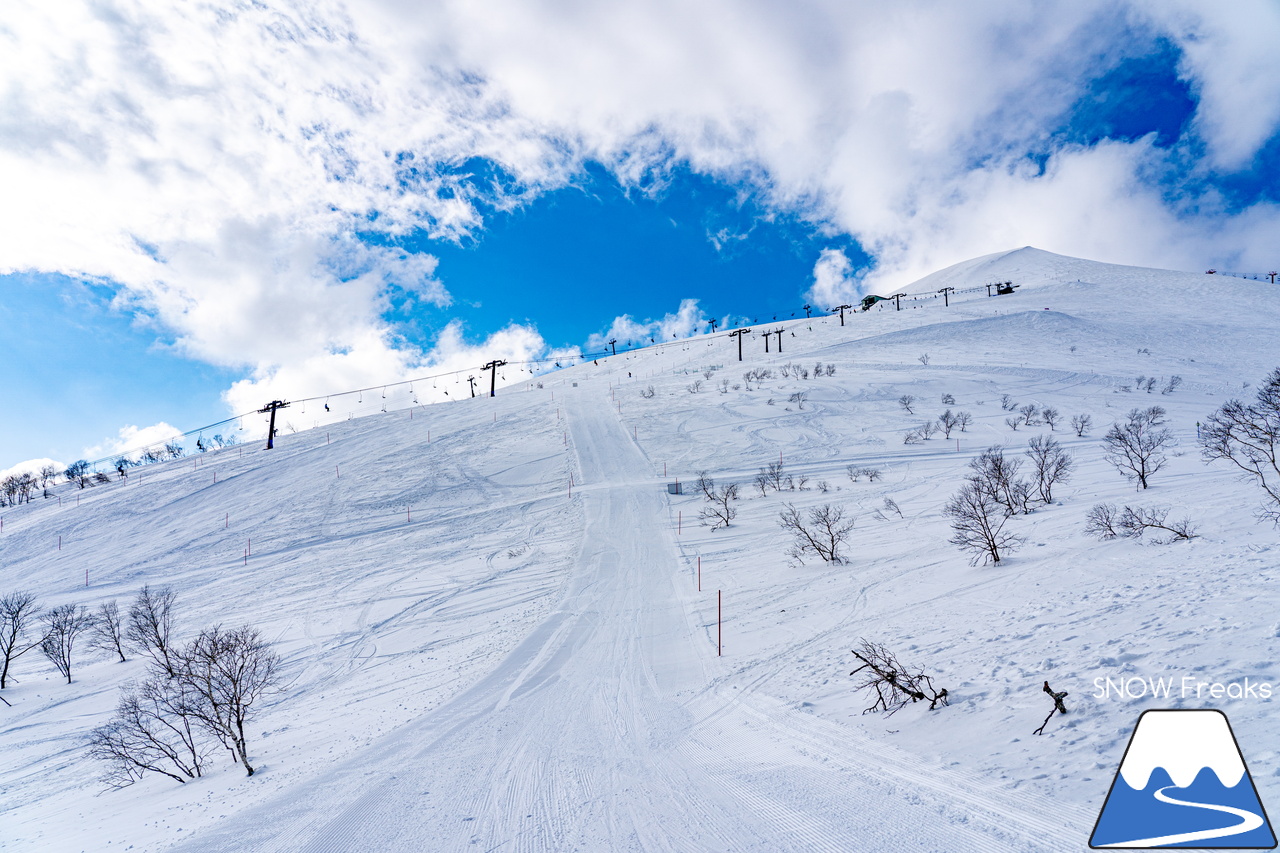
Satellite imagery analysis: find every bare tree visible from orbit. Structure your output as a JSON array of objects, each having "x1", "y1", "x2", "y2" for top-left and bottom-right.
[
  {"x1": 40, "y1": 604, "x2": 94, "y2": 683},
  {"x1": 65, "y1": 460, "x2": 91, "y2": 489},
  {"x1": 938, "y1": 409, "x2": 960, "y2": 439},
  {"x1": 1041, "y1": 407, "x2": 1060, "y2": 430},
  {"x1": 1103, "y1": 407, "x2": 1173, "y2": 489},
  {"x1": 1025, "y1": 435, "x2": 1074, "y2": 503},
  {"x1": 1005, "y1": 416, "x2": 1021, "y2": 431},
  {"x1": 850, "y1": 640, "x2": 948, "y2": 716},
  {"x1": 1084, "y1": 503, "x2": 1121, "y2": 539},
  {"x1": 846, "y1": 466, "x2": 882, "y2": 483},
  {"x1": 38, "y1": 464, "x2": 59, "y2": 488},
  {"x1": 699, "y1": 483, "x2": 740, "y2": 530},
  {"x1": 898, "y1": 394, "x2": 916, "y2": 414},
  {"x1": 639, "y1": 385, "x2": 656, "y2": 399},
  {"x1": 89, "y1": 600, "x2": 128, "y2": 663},
  {"x1": 1071, "y1": 413, "x2": 1092, "y2": 437},
  {"x1": 1200, "y1": 368, "x2": 1280, "y2": 523},
  {"x1": 1, "y1": 591, "x2": 42, "y2": 690},
  {"x1": 918, "y1": 353, "x2": 930, "y2": 366},
  {"x1": 1000, "y1": 394, "x2": 1016, "y2": 411},
  {"x1": 89, "y1": 676, "x2": 211, "y2": 787},
  {"x1": 1162, "y1": 375, "x2": 1183, "y2": 395},
  {"x1": 778, "y1": 503, "x2": 856, "y2": 564},
  {"x1": 956, "y1": 411, "x2": 973, "y2": 432},
  {"x1": 970, "y1": 446, "x2": 1035, "y2": 515},
  {"x1": 177, "y1": 625, "x2": 282, "y2": 776},
  {"x1": 941, "y1": 393, "x2": 956, "y2": 405},
  {"x1": 760, "y1": 461, "x2": 786, "y2": 492},
  {"x1": 944, "y1": 480, "x2": 1024, "y2": 565},
  {"x1": 695, "y1": 470, "x2": 717, "y2": 501},
  {"x1": 1018, "y1": 403, "x2": 1040, "y2": 426},
  {"x1": 788, "y1": 391, "x2": 808, "y2": 409},
  {"x1": 128, "y1": 586, "x2": 179, "y2": 677}
]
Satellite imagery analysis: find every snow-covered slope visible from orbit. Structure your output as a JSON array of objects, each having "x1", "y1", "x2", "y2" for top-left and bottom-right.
[{"x1": 3, "y1": 248, "x2": 1279, "y2": 851}]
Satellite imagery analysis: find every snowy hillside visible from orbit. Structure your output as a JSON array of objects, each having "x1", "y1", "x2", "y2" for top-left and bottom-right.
[{"x1": 3, "y1": 247, "x2": 1279, "y2": 851}]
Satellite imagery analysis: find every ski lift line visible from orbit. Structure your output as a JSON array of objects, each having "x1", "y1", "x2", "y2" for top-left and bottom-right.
[{"x1": 76, "y1": 312, "x2": 842, "y2": 473}]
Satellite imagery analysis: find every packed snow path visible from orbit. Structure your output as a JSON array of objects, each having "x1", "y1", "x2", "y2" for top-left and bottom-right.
[{"x1": 175, "y1": 388, "x2": 1077, "y2": 852}]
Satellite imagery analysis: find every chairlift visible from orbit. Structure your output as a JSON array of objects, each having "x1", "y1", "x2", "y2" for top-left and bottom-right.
[
  {"x1": 325, "y1": 396, "x2": 330, "y2": 412},
  {"x1": 381, "y1": 386, "x2": 386, "y2": 399},
  {"x1": 358, "y1": 391, "x2": 363, "y2": 403}
]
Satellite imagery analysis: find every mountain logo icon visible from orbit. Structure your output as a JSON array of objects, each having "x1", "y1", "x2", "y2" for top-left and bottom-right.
[{"x1": 1091, "y1": 709, "x2": 1276, "y2": 848}]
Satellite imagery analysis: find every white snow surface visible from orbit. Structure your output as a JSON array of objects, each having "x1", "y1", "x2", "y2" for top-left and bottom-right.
[{"x1": 3, "y1": 247, "x2": 1279, "y2": 851}]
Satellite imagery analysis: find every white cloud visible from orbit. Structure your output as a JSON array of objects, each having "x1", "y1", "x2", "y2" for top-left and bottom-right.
[
  {"x1": 587, "y1": 299, "x2": 709, "y2": 352},
  {"x1": 3, "y1": 0, "x2": 1280, "y2": 444},
  {"x1": 84, "y1": 422, "x2": 184, "y2": 462},
  {"x1": 222, "y1": 319, "x2": 578, "y2": 421},
  {"x1": 805, "y1": 248, "x2": 864, "y2": 309},
  {"x1": 0, "y1": 458, "x2": 64, "y2": 482}
]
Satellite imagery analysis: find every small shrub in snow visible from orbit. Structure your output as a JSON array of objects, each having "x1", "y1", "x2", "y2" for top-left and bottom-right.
[
  {"x1": 778, "y1": 502, "x2": 855, "y2": 564},
  {"x1": 699, "y1": 482, "x2": 740, "y2": 530},
  {"x1": 687, "y1": 380, "x2": 702, "y2": 394},
  {"x1": 873, "y1": 497, "x2": 903, "y2": 521},
  {"x1": 898, "y1": 394, "x2": 916, "y2": 414},
  {"x1": 956, "y1": 411, "x2": 973, "y2": 432},
  {"x1": 788, "y1": 391, "x2": 808, "y2": 409},
  {"x1": 941, "y1": 393, "x2": 955, "y2": 405},
  {"x1": 918, "y1": 353, "x2": 930, "y2": 366},
  {"x1": 639, "y1": 386, "x2": 656, "y2": 399},
  {"x1": 760, "y1": 461, "x2": 786, "y2": 492},
  {"x1": 1018, "y1": 404, "x2": 1039, "y2": 426},
  {"x1": 1000, "y1": 394, "x2": 1015, "y2": 411},
  {"x1": 1005, "y1": 416, "x2": 1020, "y2": 431},
  {"x1": 1162, "y1": 375, "x2": 1183, "y2": 395}
]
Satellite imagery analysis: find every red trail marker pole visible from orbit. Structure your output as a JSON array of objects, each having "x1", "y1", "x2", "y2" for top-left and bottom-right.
[
  {"x1": 697, "y1": 556, "x2": 701, "y2": 591},
  {"x1": 717, "y1": 590, "x2": 722, "y2": 656},
  {"x1": 407, "y1": 506, "x2": 411, "y2": 523},
  {"x1": 58, "y1": 535, "x2": 61, "y2": 551},
  {"x1": 678, "y1": 510, "x2": 682, "y2": 535},
  {"x1": 85, "y1": 569, "x2": 88, "y2": 587}
]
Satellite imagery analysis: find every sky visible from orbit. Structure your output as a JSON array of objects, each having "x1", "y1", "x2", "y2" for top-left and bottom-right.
[{"x1": 3, "y1": 0, "x2": 1280, "y2": 473}]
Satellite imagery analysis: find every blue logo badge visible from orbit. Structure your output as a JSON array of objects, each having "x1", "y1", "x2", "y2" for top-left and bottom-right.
[{"x1": 1091, "y1": 709, "x2": 1276, "y2": 848}]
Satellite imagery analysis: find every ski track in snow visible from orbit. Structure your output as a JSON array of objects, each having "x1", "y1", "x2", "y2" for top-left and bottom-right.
[
  {"x1": 4, "y1": 247, "x2": 1280, "y2": 851},
  {"x1": 166, "y1": 390, "x2": 1074, "y2": 852}
]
